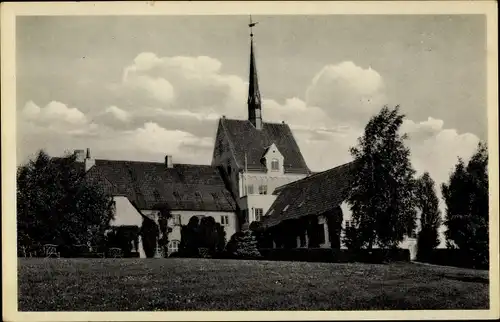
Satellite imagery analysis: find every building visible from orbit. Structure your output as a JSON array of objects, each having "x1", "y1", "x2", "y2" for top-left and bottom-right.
[
  {"x1": 211, "y1": 31, "x2": 311, "y2": 230},
  {"x1": 261, "y1": 162, "x2": 419, "y2": 259},
  {"x1": 59, "y1": 23, "x2": 422, "y2": 258},
  {"x1": 77, "y1": 149, "x2": 238, "y2": 257}
]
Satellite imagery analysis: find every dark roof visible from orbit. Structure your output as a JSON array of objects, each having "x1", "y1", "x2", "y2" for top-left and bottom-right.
[
  {"x1": 81, "y1": 159, "x2": 237, "y2": 212},
  {"x1": 220, "y1": 118, "x2": 310, "y2": 174},
  {"x1": 262, "y1": 162, "x2": 358, "y2": 228}
]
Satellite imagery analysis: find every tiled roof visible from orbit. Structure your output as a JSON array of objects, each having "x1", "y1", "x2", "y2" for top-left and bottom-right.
[
  {"x1": 220, "y1": 118, "x2": 310, "y2": 174},
  {"x1": 79, "y1": 159, "x2": 237, "y2": 212},
  {"x1": 262, "y1": 161, "x2": 358, "y2": 228}
]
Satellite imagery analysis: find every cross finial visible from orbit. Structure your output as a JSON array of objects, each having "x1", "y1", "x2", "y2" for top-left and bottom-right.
[{"x1": 249, "y1": 15, "x2": 258, "y2": 37}]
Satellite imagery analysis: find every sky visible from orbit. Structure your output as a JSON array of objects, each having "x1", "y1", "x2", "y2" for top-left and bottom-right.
[{"x1": 16, "y1": 15, "x2": 487, "y2": 190}]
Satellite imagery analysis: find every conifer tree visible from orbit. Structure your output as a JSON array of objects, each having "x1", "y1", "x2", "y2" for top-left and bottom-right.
[
  {"x1": 415, "y1": 172, "x2": 442, "y2": 261},
  {"x1": 347, "y1": 106, "x2": 417, "y2": 249}
]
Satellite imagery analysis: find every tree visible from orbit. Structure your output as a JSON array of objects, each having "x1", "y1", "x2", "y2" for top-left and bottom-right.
[
  {"x1": 415, "y1": 172, "x2": 442, "y2": 261},
  {"x1": 179, "y1": 216, "x2": 200, "y2": 257},
  {"x1": 346, "y1": 106, "x2": 417, "y2": 249},
  {"x1": 178, "y1": 216, "x2": 226, "y2": 258},
  {"x1": 140, "y1": 216, "x2": 159, "y2": 258},
  {"x1": 198, "y1": 216, "x2": 219, "y2": 257},
  {"x1": 342, "y1": 226, "x2": 364, "y2": 251},
  {"x1": 17, "y1": 150, "x2": 115, "y2": 254},
  {"x1": 442, "y1": 142, "x2": 488, "y2": 267},
  {"x1": 225, "y1": 231, "x2": 262, "y2": 259},
  {"x1": 156, "y1": 205, "x2": 172, "y2": 257}
]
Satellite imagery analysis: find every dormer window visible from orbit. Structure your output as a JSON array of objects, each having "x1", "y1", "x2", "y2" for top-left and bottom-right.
[{"x1": 271, "y1": 159, "x2": 279, "y2": 171}]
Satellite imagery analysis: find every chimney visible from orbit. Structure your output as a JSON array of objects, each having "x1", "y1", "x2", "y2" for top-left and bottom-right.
[
  {"x1": 74, "y1": 149, "x2": 85, "y2": 162},
  {"x1": 84, "y1": 148, "x2": 95, "y2": 172},
  {"x1": 165, "y1": 155, "x2": 173, "y2": 168}
]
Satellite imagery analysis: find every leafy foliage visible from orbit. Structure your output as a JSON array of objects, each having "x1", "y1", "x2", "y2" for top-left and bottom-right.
[
  {"x1": 415, "y1": 172, "x2": 442, "y2": 261},
  {"x1": 106, "y1": 225, "x2": 140, "y2": 257},
  {"x1": 225, "y1": 231, "x2": 262, "y2": 259},
  {"x1": 140, "y1": 216, "x2": 159, "y2": 258},
  {"x1": 179, "y1": 216, "x2": 201, "y2": 257},
  {"x1": 156, "y1": 205, "x2": 173, "y2": 257},
  {"x1": 346, "y1": 106, "x2": 417, "y2": 248},
  {"x1": 17, "y1": 150, "x2": 115, "y2": 252},
  {"x1": 442, "y1": 142, "x2": 488, "y2": 267},
  {"x1": 179, "y1": 216, "x2": 226, "y2": 258},
  {"x1": 342, "y1": 226, "x2": 364, "y2": 251}
]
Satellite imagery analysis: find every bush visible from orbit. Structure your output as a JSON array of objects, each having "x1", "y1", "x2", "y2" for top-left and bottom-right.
[
  {"x1": 420, "y1": 249, "x2": 488, "y2": 270},
  {"x1": 140, "y1": 216, "x2": 159, "y2": 258},
  {"x1": 257, "y1": 248, "x2": 410, "y2": 263},
  {"x1": 225, "y1": 231, "x2": 262, "y2": 259},
  {"x1": 177, "y1": 216, "x2": 226, "y2": 258},
  {"x1": 342, "y1": 226, "x2": 364, "y2": 250}
]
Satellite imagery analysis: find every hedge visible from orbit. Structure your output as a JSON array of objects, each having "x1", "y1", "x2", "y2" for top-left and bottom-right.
[
  {"x1": 258, "y1": 248, "x2": 410, "y2": 263},
  {"x1": 420, "y1": 249, "x2": 489, "y2": 270}
]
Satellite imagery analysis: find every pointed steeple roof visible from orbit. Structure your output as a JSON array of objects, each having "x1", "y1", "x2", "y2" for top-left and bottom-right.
[
  {"x1": 247, "y1": 16, "x2": 263, "y2": 130},
  {"x1": 248, "y1": 37, "x2": 261, "y2": 107}
]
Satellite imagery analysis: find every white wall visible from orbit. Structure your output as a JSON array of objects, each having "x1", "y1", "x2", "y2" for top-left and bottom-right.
[
  {"x1": 110, "y1": 196, "x2": 143, "y2": 227},
  {"x1": 339, "y1": 201, "x2": 443, "y2": 259},
  {"x1": 241, "y1": 172, "x2": 306, "y2": 198},
  {"x1": 109, "y1": 196, "x2": 146, "y2": 258},
  {"x1": 142, "y1": 209, "x2": 239, "y2": 255},
  {"x1": 240, "y1": 172, "x2": 307, "y2": 228}
]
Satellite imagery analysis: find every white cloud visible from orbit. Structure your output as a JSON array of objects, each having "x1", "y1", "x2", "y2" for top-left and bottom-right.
[
  {"x1": 18, "y1": 57, "x2": 483, "y2": 210},
  {"x1": 123, "y1": 75, "x2": 175, "y2": 104},
  {"x1": 21, "y1": 100, "x2": 88, "y2": 125},
  {"x1": 104, "y1": 105, "x2": 131, "y2": 122},
  {"x1": 119, "y1": 52, "x2": 246, "y2": 119},
  {"x1": 306, "y1": 61, "x2": 387, "y2": 126}
]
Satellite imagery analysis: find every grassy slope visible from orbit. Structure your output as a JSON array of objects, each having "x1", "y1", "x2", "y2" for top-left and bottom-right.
[{"x1": 18, "y1": 258, "x2": 489, "y2": 311}]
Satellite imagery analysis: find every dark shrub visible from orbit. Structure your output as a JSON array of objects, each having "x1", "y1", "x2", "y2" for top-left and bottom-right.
[
  {"x1": 178, "y1": 216, "x2": 226, "y2": 258},
  {"x1": 225, "y1": 231, "x2": 262, "y2": 259},
  {"x1": 258, "y1": 248, "x2": 410, "y2": 263},
  {"x1": 169, "y1": 251, "x2": 181, "y2": 258},
  {"x1": 140, "y1": 216, "x2": 159, "y2": 258},
  {"x1": 343, "y1": 226, "x2": 364, "y2": 250},
  {"x1": 422, "y1": 249, "x2": 488, "y2": 270},
  {"x1": 179, "y1": 216, "x2": 200, "y2": 257}
]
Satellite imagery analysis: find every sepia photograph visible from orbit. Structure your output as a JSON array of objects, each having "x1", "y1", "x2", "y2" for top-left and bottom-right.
[{"x1": 1, "y1": 1, "x2": 498, "y2": 320}]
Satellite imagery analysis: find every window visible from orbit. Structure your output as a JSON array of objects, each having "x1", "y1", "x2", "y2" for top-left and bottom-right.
[
  {"x1": 244, "y1": 209, "x2": 250, "y2": 223},
  {"x1": 173, "y1": 192, "x2": 181, "y2": 205},
  {"x1": 173, "y1": 214, "x2": 181, "y2": 226},
  {"x1": 153, "y1": 190, "x2": 161, "y2": 202},
  {"x1": 221, "y1": 215, "x2": 229, "y2": 226},
  {"x1": 255, "y1": 208, "x2": 264, "y2": 222},
  {"x1": 271, "y1": 159, "x2": 279, "y2": 171},
  {"x1": 211, "y1": 192, "x2": 222, "y2": 210},
  {"x1": 345, "y1": 220, "x2": 356, "y2": 229},
  {"x1": 194, "y1": 191, "x2": 203, "y2": 204},
  {"x1": 168, "y1": 240, "x2": 180, "y2": 254},
  {"x1": 246, "y1": 184, "x2": 254, "y2": 195},
  {"x1": 258, "y1": 185, "x2": 268, "y2": 195}
]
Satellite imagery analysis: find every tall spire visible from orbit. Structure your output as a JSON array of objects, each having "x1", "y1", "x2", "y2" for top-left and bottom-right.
[{"x1": 247, "y1": 15, "x2": 263, "y2": 130}]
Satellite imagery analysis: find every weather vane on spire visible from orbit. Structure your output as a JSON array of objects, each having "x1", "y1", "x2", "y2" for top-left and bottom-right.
[{"x1": 249, "y1": 15, "x2": 259, "y2": 37}]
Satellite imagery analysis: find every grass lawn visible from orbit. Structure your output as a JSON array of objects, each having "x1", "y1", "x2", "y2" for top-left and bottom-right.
[{"x1": 18, "y1": 258, "x2": 489, "y2": 311}]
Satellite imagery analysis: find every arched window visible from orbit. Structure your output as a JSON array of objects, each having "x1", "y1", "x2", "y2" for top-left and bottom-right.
[
  {"x1": 168, "y1": 240, "x2": 180, "y2": 254},
  {"x1": 271, "y1": 159, "x2": 279, "y2": 171}
]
